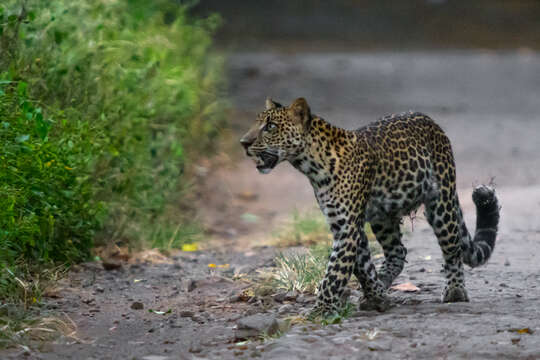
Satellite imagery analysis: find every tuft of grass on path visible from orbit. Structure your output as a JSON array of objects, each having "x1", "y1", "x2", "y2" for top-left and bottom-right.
[
  {"x1": 0, "y1": 264, "x2": 72, "y2": 349},
  {"x1": 266, "y1": 210, "x2": 382, "y2": 295}
]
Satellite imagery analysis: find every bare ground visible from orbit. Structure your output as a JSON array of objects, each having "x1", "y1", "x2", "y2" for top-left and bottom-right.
[{"x1": 4, "y1": 51, "x2": 540, "y2": 359}]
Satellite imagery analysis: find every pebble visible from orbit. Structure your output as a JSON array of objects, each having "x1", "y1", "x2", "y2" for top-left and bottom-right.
[
  {"x1": 179, "y1": 310, "x2": 194, "y2": 317},
  {"x1": 183, "y1": 279, "x2": 197, "y2": 292},
  {"x1": 235, "y1": 314, "x2": 279, "y2": 339},
  {"x1": 131, "y1": 301, "x2": 144, "y2": 310},
  {"x1": 102, "y1": 260, "x2": 122, "y2": 271},
  {"x1": 273, "y1": 292, "x2": 287, "y2": 303},
  {"x1": 284, "y1": 291, "x2": 299, "y2": 301},
  {"x1": 278, "y1": 304, "x2": 294, "y2": 314},
  {"x1": 189, "y1": 341, "x2": 202, "y2": 353},
  {"x1": 296, "y1": 294, "x2": 315, "y2": 304}
]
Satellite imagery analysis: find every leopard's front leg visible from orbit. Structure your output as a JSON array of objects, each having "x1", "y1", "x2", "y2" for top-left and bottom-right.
[{"x1": 311, "y1": 219, "x2": 358, "y2": 317}]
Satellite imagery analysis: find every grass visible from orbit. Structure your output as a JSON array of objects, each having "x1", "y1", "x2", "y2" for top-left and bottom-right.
[
  {"x1": 274, "y1": 209, "x2": 379, "y2": 247},
  {"x1": 0, "y1": 263, "x2": 73, "y2": 348},
  {"x1": 271, "y1": 243, "x2": 332, "y2": 294},
  {"x1": 273, "y1": 210, "x2": 331, "y2": 247},
  {"x1": 0, "y1": 309, "x2": 76, "y2": 349},
  {"x1": 259, "y1": 210, "x2": 382, "y2": 305}
]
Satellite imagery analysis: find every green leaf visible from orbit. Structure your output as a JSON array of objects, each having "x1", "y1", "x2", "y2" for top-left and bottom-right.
[
  {"x1": 15, "y1": 134, "x2": 30, "y2": 143},
  {"x1": 17, "y1": 81, "x2": 27, "y2": 96},
  {"x1": 34, "y1": 111, "x2": 50, "y2": 140}
]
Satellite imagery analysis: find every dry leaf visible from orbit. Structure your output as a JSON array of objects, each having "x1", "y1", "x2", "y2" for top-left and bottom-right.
[
  {"x1": 390, "y1": 282, "x2": 420, "y2": 292},
  {"x1": 237, "y1": 191, "x2": 258, "y2": 201}
]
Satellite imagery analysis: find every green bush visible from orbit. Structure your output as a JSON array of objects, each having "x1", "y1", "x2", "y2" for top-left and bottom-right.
[
  {"x1": 0, "y1": 0, "x2": 224, "y2": 268},
  {"x1": 0, "y1": 82, "x2": 101, "y2": 264}
]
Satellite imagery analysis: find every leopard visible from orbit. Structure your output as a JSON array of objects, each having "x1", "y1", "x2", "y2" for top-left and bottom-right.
[{"x1": 240, "y1": 97, "x2": 500, "y2": 316}]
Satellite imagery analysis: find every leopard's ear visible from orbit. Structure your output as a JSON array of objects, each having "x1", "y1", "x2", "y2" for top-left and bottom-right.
[
  {"x1": 290, "y1": 97, "x2": 311, "y2": 130},
  {"x1": 265, "y1": 98, "x2": 283, "y2": 110}
]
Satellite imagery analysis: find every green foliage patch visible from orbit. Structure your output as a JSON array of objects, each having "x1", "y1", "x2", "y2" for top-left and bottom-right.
[{"x1": 0, "y1": 0, "x2": 224, "y2": 309}]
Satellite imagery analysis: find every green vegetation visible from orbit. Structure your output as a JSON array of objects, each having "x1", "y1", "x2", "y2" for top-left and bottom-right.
[
  {"x1": 274, "y1": 210, "x2": 331, "y2": 247},
  {"x1": 0, "y1": 0, "x2": 224, "y2": 343},
  {"x1": 274, "y1": 210, "x2": 379, "y2": 247},
  {"x1": 272, "y1": 243, "x2": 332, "y2": 294}
]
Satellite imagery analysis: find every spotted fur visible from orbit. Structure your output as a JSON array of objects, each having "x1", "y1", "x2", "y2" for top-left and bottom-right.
[{"x1": 240, "y1": 98, "x2": 500, "y2": 315}]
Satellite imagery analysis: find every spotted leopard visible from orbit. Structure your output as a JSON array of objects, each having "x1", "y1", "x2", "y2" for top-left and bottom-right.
[{"x1": 240, "y1": 98, "x2": 500, "y2": 315}]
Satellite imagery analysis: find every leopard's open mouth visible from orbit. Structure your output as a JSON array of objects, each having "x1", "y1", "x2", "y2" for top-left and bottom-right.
[{"x1": 256, "y1": 151, "x2": 279, "y2": 174}]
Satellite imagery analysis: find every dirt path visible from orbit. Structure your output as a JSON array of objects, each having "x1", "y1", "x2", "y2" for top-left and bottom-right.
[
  {"x1": 5, "y1": 186, "x2": 540, "y2": 360},
  {"x1": 4, "y1": 51, "x2": 540, "y2": 359}
]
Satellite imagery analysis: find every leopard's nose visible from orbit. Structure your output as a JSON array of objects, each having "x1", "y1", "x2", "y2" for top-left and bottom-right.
[{"x1": 240, "y1": 137, "x2": 254, "y2": 151}]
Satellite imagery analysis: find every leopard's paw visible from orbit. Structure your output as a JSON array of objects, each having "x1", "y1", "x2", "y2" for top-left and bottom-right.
[
  {"x1": 358, "y1": 295, "x2": 393, "y2": 312},
  {"x1": 442, "y1": 286, "x2": 469, "y2": 303},
  {"x1": 306, "y1": 302, "x2": 338, "y2": 321}
]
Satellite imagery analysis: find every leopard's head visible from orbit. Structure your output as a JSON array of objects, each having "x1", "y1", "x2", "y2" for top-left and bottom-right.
[{"x1": 240, "y1": 97, "x2": 311, "y2": 174}]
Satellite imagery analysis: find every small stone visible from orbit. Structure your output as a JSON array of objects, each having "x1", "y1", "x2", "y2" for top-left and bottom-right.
[
  {"x1": 272, "y1": 292, "x2": 287, "y2": 303},
  {"x1": 228, "y1": 294, "x2": 242, "y2": 303},
  {"x1": 102, "y1": 259, "x2": 122, "y2": 271},
  {"x1": 504, "y1": 259, "x2": 511, "y2": 266},
  {"x1": 189, "y1": 341, "x2": 202, "y2": 353},
  {"x1": 278, "y1": 304, "x2": 294, "y2": 314},
  {"x1": 96, "y1": 286, "x2": 105, "y2": 293},
  {"x1": 179, "y1": 310, "x2": 194, "y2": 317},
  {"x1": 499, "y1": 283, "x2": 508, "y2": 288},
  {"x1": 191, "y1": 315, "x2": 205, "y2": 324},
  {"x1": 131, "y1": 301, "x2": 144, "y2": 310},
  {"x1": 284, "y1": 291, "x2": 298, "y2": 301},
  {"x1": 227, "y1": 313, "x2": 242, "y2": 322},
  {"x1": 183, "y1": 279, "x2": 196, "y2": 292},
  {"x1": 82, "y1": 298, "x2": 95, "y2": 305},
  {"x1": 142, "y1": 355, "x2": 170, "y2": 360},
  {"x1": 296, "y1": 294, "x2": 315, "y2": 304},
  {"x1": 302, "y1": 335, "x2": 319, "y2": 343},
  {"x1": 235, "y1": 314, "x2": 279, "y2": 339}
]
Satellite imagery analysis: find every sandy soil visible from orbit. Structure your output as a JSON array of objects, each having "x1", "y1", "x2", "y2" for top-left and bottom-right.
[{"x1": 4, "y1": 50, "x2": 540, "y2": 359}]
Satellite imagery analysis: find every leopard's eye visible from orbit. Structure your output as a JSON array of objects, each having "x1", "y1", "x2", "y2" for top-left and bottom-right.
[{"x1": 264, "y1": 122, "x2": 277, "y2": 132}]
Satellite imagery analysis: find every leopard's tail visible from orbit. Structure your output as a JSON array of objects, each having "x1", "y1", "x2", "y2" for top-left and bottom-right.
[{"x1": 461, "y1": 185, "x2": 500, "y2": 268}]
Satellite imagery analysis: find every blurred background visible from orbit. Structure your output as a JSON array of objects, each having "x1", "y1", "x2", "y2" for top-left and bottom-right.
[{"x1": 191, "y1": 0, "x2": 540, "y2": 243}]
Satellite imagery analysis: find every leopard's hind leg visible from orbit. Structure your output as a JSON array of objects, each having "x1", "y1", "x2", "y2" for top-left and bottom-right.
[
  {"x1": 353, "y1": 229, "x2": 392, "y2": 312},
  {"x1": 369, "y1": 217, "x2": 407, "y2": 289},
  {"x1": 425, "y1": 193, "x2": 469, "y2": 302}
]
